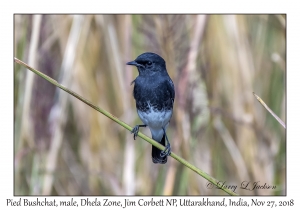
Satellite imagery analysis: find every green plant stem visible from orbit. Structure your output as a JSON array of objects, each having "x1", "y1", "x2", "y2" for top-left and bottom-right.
[{"x1": 15, "y1": 57, "x2": 238, "y2": 196}]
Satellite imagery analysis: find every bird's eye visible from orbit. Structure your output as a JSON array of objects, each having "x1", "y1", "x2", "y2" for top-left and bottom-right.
[{"x1": 146, "y1": 61, "x2": 152, "y2": 66}]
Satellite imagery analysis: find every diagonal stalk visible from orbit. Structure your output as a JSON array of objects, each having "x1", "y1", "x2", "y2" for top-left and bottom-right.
[
  {"x1": 14, "y1": 57, "x2": 238, "y2": 196},
  {"x1": 253, "y1": 92, "x2": 286, "y2": 129}
]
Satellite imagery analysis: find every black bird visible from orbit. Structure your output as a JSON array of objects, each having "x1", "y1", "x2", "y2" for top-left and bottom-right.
[{"x1": 126, "y1": 52, "x2": 175, "y2": 164}]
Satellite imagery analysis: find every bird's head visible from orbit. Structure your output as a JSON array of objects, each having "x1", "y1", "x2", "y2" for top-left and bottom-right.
[{"x1": 126, "y1": 52, "x2": 166, "y2": 75}]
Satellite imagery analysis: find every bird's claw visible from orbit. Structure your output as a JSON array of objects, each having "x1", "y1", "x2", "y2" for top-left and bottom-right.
[
  {"x1": 160, "y1": 127, "x2": 171, "y2": 157},
  {"x1": 131, "y1": 125, "x2": 139, "y2": 140},
  {"x1": 160, "y1": 144, "x2": 171, "y2": 157},
  {"x1": 131, "y1": 124, "x2": 146, "y2": 140}
]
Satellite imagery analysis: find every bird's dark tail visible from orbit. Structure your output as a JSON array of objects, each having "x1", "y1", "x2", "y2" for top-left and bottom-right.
[{"x1": 152, "y1": 134, "x2": 167, "y2": 164}]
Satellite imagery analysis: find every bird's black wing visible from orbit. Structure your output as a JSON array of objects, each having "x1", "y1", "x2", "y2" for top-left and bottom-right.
[
  {"x1": 167, "y1": 78, "x2": 175, "y2": 105},
  {"x1": 161, "y1": 78, "x2": 175, "y2": 110}
]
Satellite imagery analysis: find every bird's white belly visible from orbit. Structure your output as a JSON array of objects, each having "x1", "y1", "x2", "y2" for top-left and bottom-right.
[{"x1": 137, "y1": 108, "x2": 172, "y2": 141}]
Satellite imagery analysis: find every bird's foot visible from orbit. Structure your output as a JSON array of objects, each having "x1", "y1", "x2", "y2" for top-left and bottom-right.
[
  {"x1": 160, "y1": 143, "x2": 171, "y2": 157},
  {"x1": 160, "y1": 127, "x2": 171, "y2": 157},
  {"x1": 131, "y1": 124, "x2": 146, "y2": 140}
]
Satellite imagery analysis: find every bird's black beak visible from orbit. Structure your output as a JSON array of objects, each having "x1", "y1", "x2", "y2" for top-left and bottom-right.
[{"x1": 126, "y1": 61, "x2": 138, "y2": 66}]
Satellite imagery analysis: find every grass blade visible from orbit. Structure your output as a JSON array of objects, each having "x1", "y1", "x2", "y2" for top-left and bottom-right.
[{"x1": 253, "y1": 92, "x2": 286, "y2": 129}]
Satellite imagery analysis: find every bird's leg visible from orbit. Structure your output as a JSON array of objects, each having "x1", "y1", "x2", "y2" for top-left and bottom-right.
[
  {"x1": 131, "y1": 124, "x2": 147, "y2": 140},
  {"x1": 160, "y1": 127, "x2": 171, "y2": 157}
]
